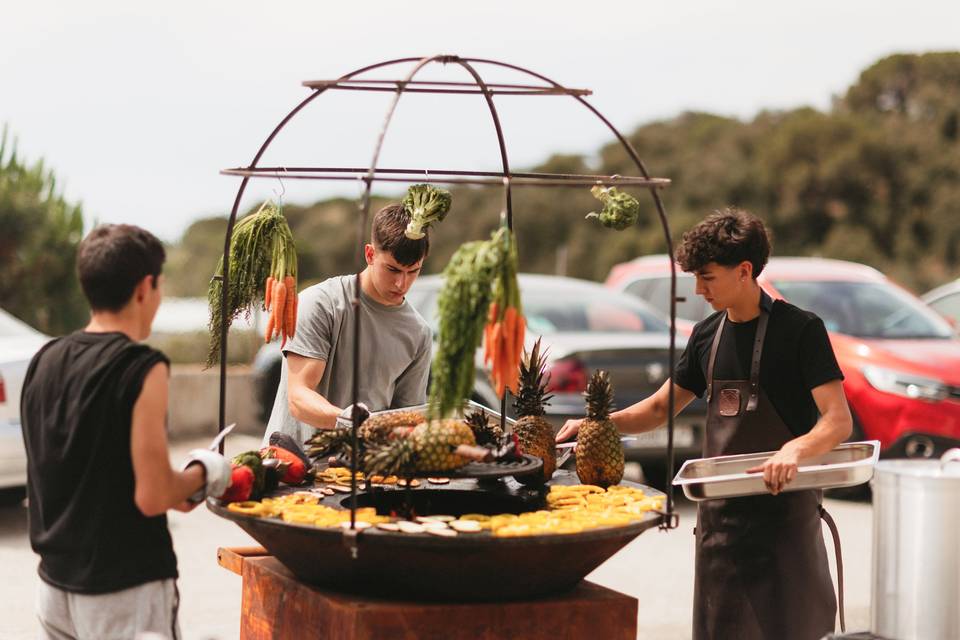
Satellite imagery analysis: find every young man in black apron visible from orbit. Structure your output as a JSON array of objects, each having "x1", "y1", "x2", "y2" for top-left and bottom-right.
[{"x1": 557, "y1": 209, "x2": 852, "y2": 640}]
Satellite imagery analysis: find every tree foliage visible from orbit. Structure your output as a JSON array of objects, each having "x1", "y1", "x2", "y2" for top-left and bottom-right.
[
  {"x1": 0, "y1": 127, "x2": 86, "y2": 334},
  {"x1": 162, "y1": 52, "x2": 960, "y2": 295}
]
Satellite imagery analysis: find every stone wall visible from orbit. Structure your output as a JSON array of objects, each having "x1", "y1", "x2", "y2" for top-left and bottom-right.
[{"x1": 168, "y1": 365, "x2": 264, "y2": 440}]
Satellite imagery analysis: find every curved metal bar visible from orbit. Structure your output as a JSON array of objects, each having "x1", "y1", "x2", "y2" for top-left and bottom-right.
[
  {"x1": 348, "y1": 54, "x2": 453, "y2": 529},
  {"x1": 301, "y1": 78, "x2": 592, "y2": 96},
  {"x1": 463, "y1": 56, "x2": 679, "y2": 527},
  {"x1": 216, "y1": 56, "x2": 439, "y2": 452}
]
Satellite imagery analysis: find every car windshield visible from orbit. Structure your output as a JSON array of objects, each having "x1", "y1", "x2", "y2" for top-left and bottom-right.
[
  {"x1": 0, "y1": 309, "x2": 38, "y2": 338},
  {"x1": 771, "y1": 280, "x2": 954, "y2": 339},
  {"x1": 522, "y1": 288, "x2": 669, "y2": 334},
  {"x1": 415, "y1": 283, "x2": 670, "y2": 335}
]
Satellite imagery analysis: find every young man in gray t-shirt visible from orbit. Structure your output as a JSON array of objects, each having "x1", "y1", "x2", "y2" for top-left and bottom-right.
[{"x1": 264, "y1": 204, "x2": 433, "y2": 444}]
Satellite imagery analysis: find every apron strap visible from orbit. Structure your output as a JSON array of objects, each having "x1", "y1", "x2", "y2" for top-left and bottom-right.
[
  {"x1": 705, "y1": 309, "x2": 769, "y2": 411},
  {"x1": 705, "y1": 314, "x2": 726, "y2": 403},
  {"x1": 745, "y1": 311, "x2": 769, "y2": 411},
  {"x1": 819, "y1": 505, "x2": 846, "y2": 633}
]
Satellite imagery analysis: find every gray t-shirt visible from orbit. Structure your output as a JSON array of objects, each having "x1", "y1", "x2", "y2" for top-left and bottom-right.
[{"x1": 264, "y1": 274, "x2": 432, "y2": 445}]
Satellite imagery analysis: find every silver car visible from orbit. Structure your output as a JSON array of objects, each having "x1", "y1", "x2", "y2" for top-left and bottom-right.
[
  {"x1": 0, "y1": 308, "x2": 50, "y2": 493},
  {"x1": 407, "y1": 274, "x2": 706, "y2": 465}
]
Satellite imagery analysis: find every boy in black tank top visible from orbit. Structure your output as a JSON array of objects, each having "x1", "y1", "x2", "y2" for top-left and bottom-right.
[{"x1": 21, "y1": 224, "x2": 233, "y2": 640}]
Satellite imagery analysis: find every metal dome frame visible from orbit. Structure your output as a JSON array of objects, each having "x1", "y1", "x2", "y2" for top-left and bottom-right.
[{"x1": 215, "y1": 54, "x2": 682, "y2": 532}]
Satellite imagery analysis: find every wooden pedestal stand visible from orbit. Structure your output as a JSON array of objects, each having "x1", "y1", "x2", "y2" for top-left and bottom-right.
[{"x1": 218, "y1": 547, "x2": 638, "y2": 640}]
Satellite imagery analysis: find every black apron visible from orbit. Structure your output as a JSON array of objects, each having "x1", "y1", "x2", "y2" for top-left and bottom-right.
[{"x1": 692, "y1": 310, "x2": 841, "y2": 640}]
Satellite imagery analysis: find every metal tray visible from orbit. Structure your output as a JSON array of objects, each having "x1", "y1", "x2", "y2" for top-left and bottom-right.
[{"x1": 672, "y1": 440, "x2": 880, "y2": 501}]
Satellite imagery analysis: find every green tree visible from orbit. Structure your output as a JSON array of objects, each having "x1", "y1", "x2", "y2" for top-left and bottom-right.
[{"x1": 0, "y1": 127, "x2": 86, "y2": 334}]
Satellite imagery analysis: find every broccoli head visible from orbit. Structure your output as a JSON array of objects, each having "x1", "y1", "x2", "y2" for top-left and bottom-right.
[
  {"x1": 403, "y1": 184, "x2": 453, "y2": 239},
  {"x1": 585, "y1": 185, "x2": 640, "y2": 231}
]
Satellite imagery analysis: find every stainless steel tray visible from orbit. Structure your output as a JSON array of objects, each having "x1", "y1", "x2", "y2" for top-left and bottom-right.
[
  {"x1": 672, "y1": 440, "x2": 880, "y2": 501},
  {"x1": 369, "y1": 400, "x2": 516, "y2": 430}
]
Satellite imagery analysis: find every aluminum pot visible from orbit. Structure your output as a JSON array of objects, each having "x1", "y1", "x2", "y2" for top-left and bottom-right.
[{"x1": 871, "y1": 448, "x2": 960, "y2": 640}]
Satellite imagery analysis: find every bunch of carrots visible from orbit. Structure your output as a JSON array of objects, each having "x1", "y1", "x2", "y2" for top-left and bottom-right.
[
  {"x1": 206, "y1": 201, "x2": 297, "y2": 367},
  {"x1": 483, "y1": 229, "x2": 525, "y2": 397},
  {"x1": 264, "y1": 273, "x2": 297, "y2": 348},
  {"x1": 483, "y1": 301, "x2": 525, "y2": 397}
]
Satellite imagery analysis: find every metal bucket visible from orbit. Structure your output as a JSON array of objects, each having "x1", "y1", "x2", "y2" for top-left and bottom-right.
[{"x1": 871, "y1": 449, "x2": 960, "y2": 640}]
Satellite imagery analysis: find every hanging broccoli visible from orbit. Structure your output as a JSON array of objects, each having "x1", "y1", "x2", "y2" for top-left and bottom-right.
[
  {"x1": 585, "y1": 185, "x2": 640, "y2": 231},
  {"x1": 403, "y1": 184, "x2": 452, "y2": 239}
]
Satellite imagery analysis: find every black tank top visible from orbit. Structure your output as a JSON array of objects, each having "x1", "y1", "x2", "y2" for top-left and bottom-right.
[{"x1": 21, "y1": 331, "x2": 177, "y2": 593}]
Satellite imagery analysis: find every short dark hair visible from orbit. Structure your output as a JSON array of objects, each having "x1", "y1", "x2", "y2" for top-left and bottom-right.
[
  {"x1": 77, "y1": 224, "x2": 166, "y2": 311},
  {"x1": 676, "y1": 208, "x2": 771, "y2": 278},
  {"x1": 371, "y1": 203, "x2": 429, "y2": 266}
]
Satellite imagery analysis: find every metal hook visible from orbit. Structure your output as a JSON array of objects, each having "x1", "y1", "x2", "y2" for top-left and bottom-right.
[{"x1": 273, "y1": 168, "x2": 286, "y2": 207}]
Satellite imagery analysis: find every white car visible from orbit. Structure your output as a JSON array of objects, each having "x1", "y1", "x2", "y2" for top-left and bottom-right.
[
  {"x1": 923, "y1": 279, "x2": 960, "y2": 329},
  {"x1": 0, "y1": 308, "x2": 50, "y2": 491}
]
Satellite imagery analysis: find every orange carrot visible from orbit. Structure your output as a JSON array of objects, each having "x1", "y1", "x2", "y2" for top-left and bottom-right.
[
  {"x1": 284, "y1": 276, "x2": 296, "y2": 340},
  {"x1": 290, "y1": 285, "x2": 299, "y2": 339},
  {"x1": 264, "y1": 308, "x2": 276, "y2": 343},
  {"x1": 488, "y1": 301, "x2": 500, "y2": 324},
  {"x1": 503, "y1": 307, "x2": 516, "y2": 383},
  {"x1": 264, "y1": 276, "x2": 275, "y2": 311},
  {"x1": 272, "y1": 280, "x2": 286, "y2": 341},
  {"x1": 489, "y1": 322, "x2": 503, "y2": 391}
]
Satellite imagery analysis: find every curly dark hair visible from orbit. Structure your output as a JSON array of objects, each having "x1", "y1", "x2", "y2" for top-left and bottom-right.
[
  {"x1": 371, "y1": 204, "x2": 430, "y2": 266},
  {"x1": 675, "y1": 208, "x2": 771, "y2": 278}
]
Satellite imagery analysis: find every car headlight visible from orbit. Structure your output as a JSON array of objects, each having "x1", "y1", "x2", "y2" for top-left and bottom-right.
[{"x1": 861, "y1": 365, "x2": 949, "y2": 402}]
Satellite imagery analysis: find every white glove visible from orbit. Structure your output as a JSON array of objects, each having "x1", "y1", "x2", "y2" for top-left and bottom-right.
[
  {"x1": 335, "y1": 403, "x2": 370, "y2": 430},
  {"x1": 180, "y1": 449, "x2": 232, "y2": 503}
]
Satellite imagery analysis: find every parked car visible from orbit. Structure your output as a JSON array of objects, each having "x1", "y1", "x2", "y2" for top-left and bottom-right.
[
  {"x1": 608, "y1": 255, "x2": 960, "y2": 459},
  {"x1": 253, "y1": 274, "x2": 706, "y2": 469},
  {"x1": 0, "y1": 308, "x2": 50, "y2": 495},
  {"x1": 922, "y1": 279, "x2": 960, "y2": 328}
]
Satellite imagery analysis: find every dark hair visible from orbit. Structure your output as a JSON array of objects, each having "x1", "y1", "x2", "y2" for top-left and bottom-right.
[
  {"x1": 371, "y1": 203, "x2": 429, "y2": 266},
  {"x1": 77, "y1": 224, "x2": 166, "y2": 311},
  {"x1": 676, "y1": 208, "x2": 771, "y2": 278}
]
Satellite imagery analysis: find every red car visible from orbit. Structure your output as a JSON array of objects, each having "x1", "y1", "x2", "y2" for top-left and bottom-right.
[{"x1": 608, "y1": 255, "x2": 960, "y2": 459}]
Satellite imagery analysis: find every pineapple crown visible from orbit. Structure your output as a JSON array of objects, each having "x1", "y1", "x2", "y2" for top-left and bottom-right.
[
  {"x1": 306, "y1": 428, "x2": 354, "y2": 459},
  {"x1": 513, "y1": 337, "x2": 553, "y2": 417},
  {"x1": 364, "y1": 438, "x2": 416, "y2": 477},
  {"x1": 584, "y1": 370, "x2": 615, "y2": 421},
  {"x1": 464, "y1": 407, "x2": 503, "y2": 446}
]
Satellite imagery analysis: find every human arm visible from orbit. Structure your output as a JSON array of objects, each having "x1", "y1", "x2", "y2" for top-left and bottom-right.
[
  {"x1": 745, "y1": 379, "x2": 852, "y2": 494},
  {"x1": 286, "y1": 353, "x2": 342, "y2": 430},
  {"x1": 131, "y1": 363, "x2": 216, "y2": 516},
  {"x1": 556, "y1": 378, "x2": 698, "y2": 442}
]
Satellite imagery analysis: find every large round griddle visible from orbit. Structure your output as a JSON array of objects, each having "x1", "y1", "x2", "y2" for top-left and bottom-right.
[{"x1": 209, "y1": 471, "x2": 663, "y2": 601}]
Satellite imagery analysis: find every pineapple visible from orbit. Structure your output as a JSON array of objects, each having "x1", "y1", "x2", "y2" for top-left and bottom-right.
[
  {"x1": 305, "y1": 427, "x2": 354, "y2": 460},
  {"x1": 359, "y1": 410, "x2": 425, "y2": 444},
  {"x1": 464, "y1": 407, "x2": 503, "y2": 447},
  {"x1": 365, "y1": 419, "x2": 476, "y2": 476},
  {"x1": 513, "y1": 338, "x2": 557, "y2": 485},
  {"x1": 575, "y1": 370, "x2": 624, "y2": 488}
]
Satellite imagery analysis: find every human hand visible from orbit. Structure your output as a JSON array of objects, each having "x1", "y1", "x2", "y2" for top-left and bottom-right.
[
  {"x1": 180, "y1": 449, "x2": 232, "y2": 501},
  {"x1": 556, "y1": 418, "x2": 583, "y2": 443},
  {"x1": 335, "y1": 403, "x2": 370, "y2": 430},
  {"x1": 746, "y1": 446, "x2": 800, "y2": 495}
]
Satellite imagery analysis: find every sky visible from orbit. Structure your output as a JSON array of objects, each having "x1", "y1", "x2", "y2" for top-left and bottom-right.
[{"x1": 2, "y1": 0, "x2": 959, "y2": 241}]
